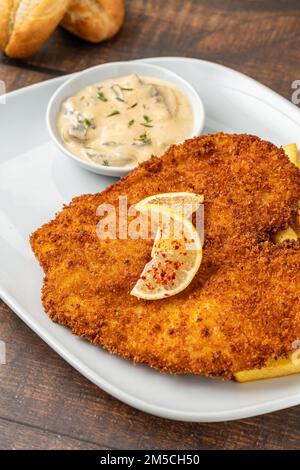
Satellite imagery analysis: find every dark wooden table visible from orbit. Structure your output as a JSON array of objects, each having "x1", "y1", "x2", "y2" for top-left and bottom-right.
[{"x1": 1, "y1": 0, "x2": 300, "y2": 450}]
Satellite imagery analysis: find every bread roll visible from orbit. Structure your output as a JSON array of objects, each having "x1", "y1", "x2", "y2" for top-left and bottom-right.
[
  {"x1": 0, "y1": 0, "x2": 12, "y2": 50},
  {"x1": 2, "y1": 0, "x2": 72, "y2": 58},
  {"x1": 61, "y1": 0, "x2": 125, "y2": 43}
]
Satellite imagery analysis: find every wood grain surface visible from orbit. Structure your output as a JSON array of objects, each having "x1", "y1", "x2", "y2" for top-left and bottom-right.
[{"x1": 1, "y1": 0, "x2": 300, "y2": 450}]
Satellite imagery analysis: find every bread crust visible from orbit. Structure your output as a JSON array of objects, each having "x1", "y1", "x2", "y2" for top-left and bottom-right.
[
  {"x1": 61, "y1": 0, "x2": 125, "y2": 43},
  {"x1": 4, "y1": 0, "x2": 72, "y2": 58},
  {"x1": 0, "y1": 0, "x2": 13, "y2": 50}
]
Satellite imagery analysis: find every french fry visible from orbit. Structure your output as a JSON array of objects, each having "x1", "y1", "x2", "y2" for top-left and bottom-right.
[
  {"x1": 283, "y1": 143, "x2": 298, "y2": 166},
  {"x1": 235, "y1": 355, "x2": 300, "y2": 382},
  {"x1": 271, "y1": 145, "x2": 299, "y2": 243},
  {"x1": 272, "y1": 226, "x2": 298, "y2": 244}
]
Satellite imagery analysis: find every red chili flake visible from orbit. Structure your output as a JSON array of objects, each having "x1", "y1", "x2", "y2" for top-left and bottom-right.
[
  {"x1": 145, "y1": 283, "x2": 155, "y2": 290},
  {"x1": 173, "y1": 261, "x2": 181, "y2": 270}
]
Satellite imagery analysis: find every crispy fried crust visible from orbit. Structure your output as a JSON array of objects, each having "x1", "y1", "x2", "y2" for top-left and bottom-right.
[
  {"x1": 30, "y1": 133, "x2": 300, "y2": 378},
  {"x1": 41, "y1": 242, "x2": 300, "y2": 378}
]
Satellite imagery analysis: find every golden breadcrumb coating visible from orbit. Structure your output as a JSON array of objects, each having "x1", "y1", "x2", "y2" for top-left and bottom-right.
[{"x1": 30, "y1": 133, "x2": 300, "y2": 378}]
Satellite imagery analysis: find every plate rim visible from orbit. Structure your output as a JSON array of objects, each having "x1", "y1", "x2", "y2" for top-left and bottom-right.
[
  {"x1": 3, "y1": 288, "x2": 300, "y2": 423},
  {"x1": 2, "y1": 56, "x2": 300, "y2": 422}
]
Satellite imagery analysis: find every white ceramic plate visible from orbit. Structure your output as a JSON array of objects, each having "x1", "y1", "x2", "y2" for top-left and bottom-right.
[{"x1": 1, "y1": 57, "x2": 300, "y2": 423}]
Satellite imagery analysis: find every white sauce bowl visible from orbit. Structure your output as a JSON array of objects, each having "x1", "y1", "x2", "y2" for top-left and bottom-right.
[{"x1": 47, "y1": 61, "x2": 205, "y2": 177}]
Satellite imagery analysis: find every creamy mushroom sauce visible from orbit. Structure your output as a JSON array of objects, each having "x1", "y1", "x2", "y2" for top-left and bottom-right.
[{"x1": 57, "y1": 74, "x2": 193, "y2": 167}]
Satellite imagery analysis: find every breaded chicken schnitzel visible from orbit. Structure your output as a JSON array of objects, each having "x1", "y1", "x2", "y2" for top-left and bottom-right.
[
  {"x1": 41, "y1": 242, "x2": 300, "y2": 378},
  {"x1": 30, "y1": 133, "x2": 300, "y2": 378}
]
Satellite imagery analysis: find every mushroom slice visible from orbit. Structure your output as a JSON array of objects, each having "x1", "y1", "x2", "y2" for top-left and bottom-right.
[
  {"x1": 102, "y1": 141, "x2": 123, "y2": 147},
  {"x1": 159, "y1": 86, "x2": 178, "y2": 117},
  {"x1": 67, "y1": 124, "x2": 88, "y2": 141},
  {"x1": 150, "y1": 84, "x2": 161, "y2": 102},
  {"x1": 150, "y1": 85, "x2": 177, "y2": 117},
  {"x1": 131, "y1": 74, "x2": 144, "y2": 87},
  {"x1": 111, "y1": 84, "x2": 125, "y2": 102}
]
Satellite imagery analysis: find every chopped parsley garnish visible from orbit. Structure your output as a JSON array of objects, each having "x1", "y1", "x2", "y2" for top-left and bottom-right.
[
  {"x1": 102, "y1": 160, "x2": 109, "y2": 166},
  {"x1": 83, "y1": 118, "x2": 93, "y2": 131},
  {"x1": 107, "y1": 110, "x2": 120, "y2": 117},
  {"x1": 120, "y1": 87, "x2": 133, "y2": 91},
  {"x1": 128, "y1": 119, "x2": 135, "y2": 127},
  {"x1": 83, "y1": 118, "x2": 91, "y2": 126},
  {"x1": 116, "y1": 96, "x2": 125, "y2": 103},
  {"x1": 76, "y1": 116, "x2": 95, "y2": 135},
  {"x1": 134, "y1": 132, "x2": 152, "y2": 145},
  {"x1": 97, "y1": 90, "x2": 108, "y2": 101},
  {"x1": 128, "y1": 102, "x2": 138, "y2": 109},
  {"x1": 140, "y1": 115, "x2": 153, "y2": 128}
]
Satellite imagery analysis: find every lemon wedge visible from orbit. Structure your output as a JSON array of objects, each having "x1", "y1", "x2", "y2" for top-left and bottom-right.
[
  {"x1": 131, "y1": 205, "x2": 202, "y2": 300},
  {"x1": 135, "y1": 192, "x2": 204, "y2": 218},
  {"x1": 135, "y1": 192, "x2": 204, "y2": 257}
]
